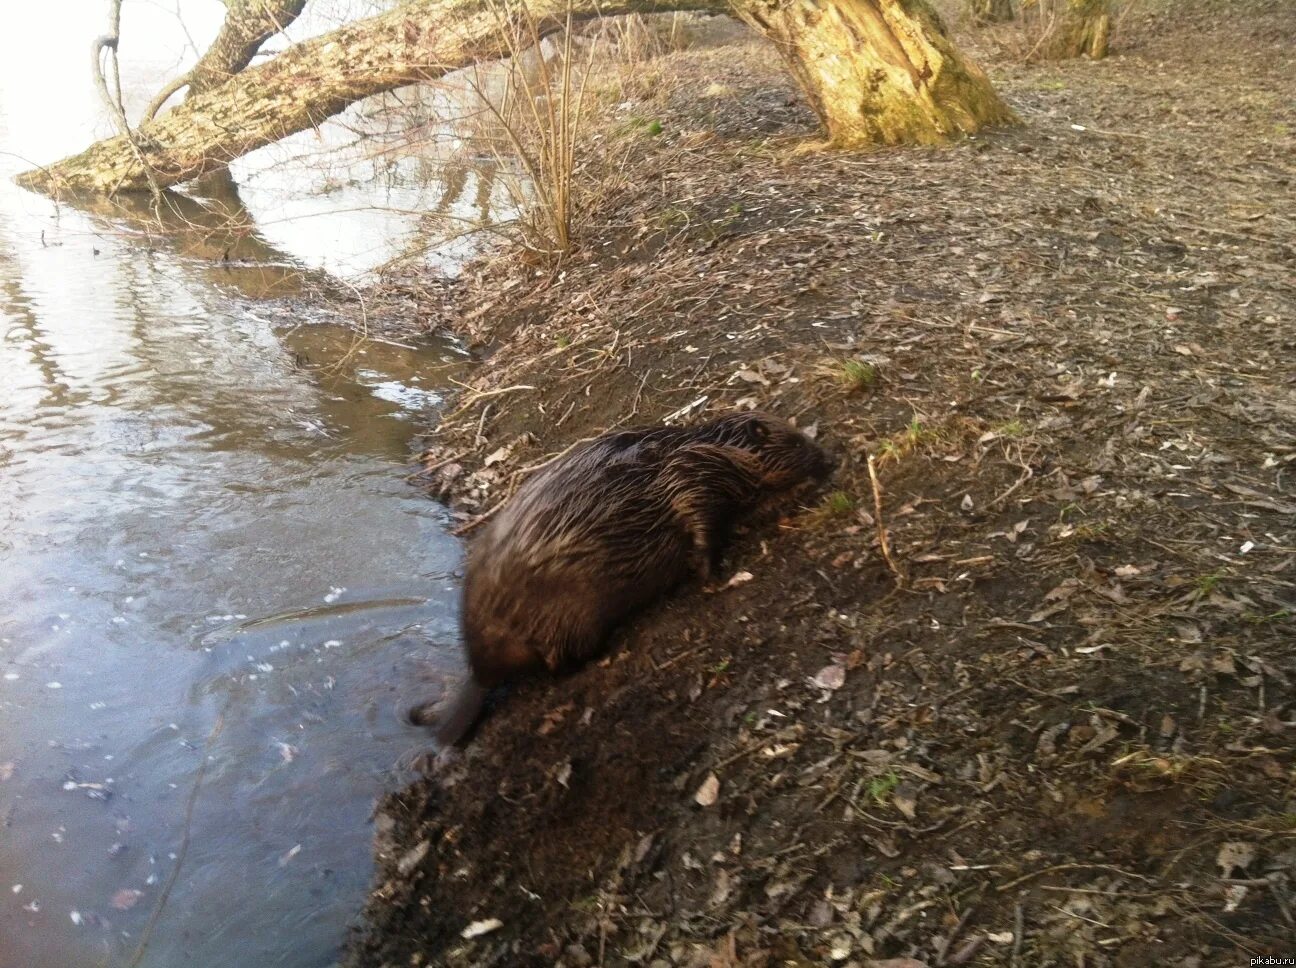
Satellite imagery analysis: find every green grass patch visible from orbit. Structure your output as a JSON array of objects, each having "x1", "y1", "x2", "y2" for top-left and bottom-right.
[
  {"x1": 1193, "y1": 568, "x2": 1226, "y2": 600},
  {"x1": 840, "y1": 359, "x2": 877, "y2": 393},
  {"x1": 822, "y1": 490, "x2": 856, "y2": 516},
  {"x1": 868, "y1": 771, "x2": 900, "y2": 805}
]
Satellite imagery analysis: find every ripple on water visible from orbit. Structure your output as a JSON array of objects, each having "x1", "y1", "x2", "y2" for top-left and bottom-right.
[{"x1": 0, "y1": 169, "x2": 472, "y2": 968}]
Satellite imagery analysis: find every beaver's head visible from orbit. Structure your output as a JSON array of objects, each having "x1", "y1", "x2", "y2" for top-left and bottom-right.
[{"x1": 710, "y1": 411, "x2": 833, "y2": 490}]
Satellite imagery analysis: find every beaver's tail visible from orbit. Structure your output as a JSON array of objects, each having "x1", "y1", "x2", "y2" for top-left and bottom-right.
[{"x1": 408, "y1": 679, "x2": 489, "y2": 748}]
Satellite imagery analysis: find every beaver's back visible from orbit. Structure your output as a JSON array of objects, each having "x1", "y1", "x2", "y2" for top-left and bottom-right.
[
  {"x1": 459, "y1": 412, "x2": 828, "y2": 686},
  {"x1": 463, "y1": 432, "x2": 696, "y2": 682}
]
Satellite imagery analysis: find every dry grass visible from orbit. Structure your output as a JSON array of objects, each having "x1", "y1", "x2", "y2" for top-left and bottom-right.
[{"x1": 467, "y1": 1, "x2": 600, "y2": 263}]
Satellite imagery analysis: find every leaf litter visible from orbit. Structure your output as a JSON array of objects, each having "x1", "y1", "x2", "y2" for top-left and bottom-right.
[{"x1": 346, "y1": 2, "x2": 1295, "y2": 965}]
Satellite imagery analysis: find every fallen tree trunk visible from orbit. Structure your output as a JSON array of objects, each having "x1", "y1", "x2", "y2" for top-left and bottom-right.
[
  {"x1": 18, "y1": 0, "x2": 717, "y2": 195},
  {"x1": 18, "y1": 0, "x2": 1015, "y2": 196}
]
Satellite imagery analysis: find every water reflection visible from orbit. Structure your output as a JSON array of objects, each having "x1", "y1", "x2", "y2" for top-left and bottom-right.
[
  {"x1": 62, "y1": 171, "x2": 326, "y2": 300},
  {"x1": 0, "y1": 171, "x2": 467, "y2": 965},
  {"x1": 0, "y1": 2, "x2": 516, "y2": 965}
]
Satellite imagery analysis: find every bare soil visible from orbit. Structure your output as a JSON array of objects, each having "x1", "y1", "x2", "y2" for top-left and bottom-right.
[{"x1": 346, "y1": 2, "x2": 1296, "y2": 965}]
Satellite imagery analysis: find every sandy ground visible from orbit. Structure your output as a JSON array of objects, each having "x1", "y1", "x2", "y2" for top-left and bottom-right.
[{"x1": 345, "y1": 2, "x2": 1296, "y2": 964}]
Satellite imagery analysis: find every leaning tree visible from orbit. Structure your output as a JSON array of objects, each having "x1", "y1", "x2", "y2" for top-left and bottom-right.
[
  {"x1": 1023, "y1": 0, "x2": 1113, "y2": 59},
  {"x1": 17, "y1": 0, "x2": 1020, "y2": 197},
  {"x1": 969, "y1": 0, "x2": 1014, "y2": 24},
  {"x1": 1043, "y1": 0, "x2": 1112, "y2": 59}
]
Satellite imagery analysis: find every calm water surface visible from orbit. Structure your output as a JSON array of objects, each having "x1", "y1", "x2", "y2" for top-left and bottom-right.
[{"x1": 0, "y1": 3, "x2": 505, "y2": 965}]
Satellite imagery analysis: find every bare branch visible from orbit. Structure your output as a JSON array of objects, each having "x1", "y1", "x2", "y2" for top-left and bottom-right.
[
  {"x1": 91, "y1": 0, "x2": 128, "y2": 136},
  {"x1": 20, "y1": 0, "x2": 721, "y2": 196},
  {"x1": 143, "y1": 72, "x2": 192, "y2": 121}
]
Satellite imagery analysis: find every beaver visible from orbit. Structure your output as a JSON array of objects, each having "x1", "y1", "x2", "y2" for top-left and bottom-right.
[{"x1": 410, "y1": 410, "x2": 831, "y2": 746}]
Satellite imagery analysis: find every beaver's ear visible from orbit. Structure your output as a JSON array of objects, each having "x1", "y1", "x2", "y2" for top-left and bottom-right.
[{"x1": 748, "y1": 418, "x2": 770, "y2": 441}]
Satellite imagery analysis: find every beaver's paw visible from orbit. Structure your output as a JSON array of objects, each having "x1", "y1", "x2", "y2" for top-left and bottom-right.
[{"x1": 405, "y1": 700, "x2": 439, "y2": 728}]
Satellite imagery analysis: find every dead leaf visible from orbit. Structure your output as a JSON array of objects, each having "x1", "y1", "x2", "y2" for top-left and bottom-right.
[
  {"x1": 0, "y1": 762, "x2": 13, "y2": 782},
  {"x1": 1027, "y1": 601, "x2": 1066, "y2": 622},
  {"x1": 554, "y1": 760, "x2": 572, "y2": 788},
  {"x1": 709, "y1": 868, "x2": 733, "y2": 907},
  {"x1": 1076, "y1": 720, "x2": 1120, "y2": 754},
  {"x1": 812, "y1": 664, "x2": 846, "y2": 691},
  {"x1": 866, "y1": 832, "x2": 900, "y2": 857},
  {"x1": 1211, "y1": 653, "x2": 1237, "y2": 676},
  {"x1": 1075, "y1": 643, "x2": 1113, "y2": 655},
  {"x1": 1217, "y1": 841, "x2": 1256, "y2": 877},
  {"x1": 396, "y1": 840, "x2": 429, "y2": 876},
  {"x1": 724, "y1": 570, "x2": 754, "y2": 589},
  {"x1": 110, "y1": 889, "x2": 143, "y2": 910},
  {"x1": 893, "y1": 782, "x2": 919, "y2": 820},
  {"x1": 537, "y1": 702, "x2": 575, "y2": 736},
  {"x1": 461, "y1": 918, "x2": 503, "y2": 940},
  {"x1": 695, "y1": 772, "x2": 720, "y2": 807},
  {"x1": 733, "y1": 367, "x2": 770, "y2": 385},
  {"x1": 1043, "y1": 580, "x2": 1080, "y2": 602},
  {"x1": 634, "y1": 833, "x2": 654, "y2": 863}
]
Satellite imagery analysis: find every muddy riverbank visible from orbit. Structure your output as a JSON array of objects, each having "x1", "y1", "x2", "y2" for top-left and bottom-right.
[{"x1": 346, "y1": 2, "x2": 1295, "y2": 965}]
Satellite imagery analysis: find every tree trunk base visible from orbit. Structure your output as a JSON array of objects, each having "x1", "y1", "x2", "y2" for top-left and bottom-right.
[
  {"x1": 734, "y1": 0, "x2": 1018, "y2": 148},
  {"x1": 969, "y1": 0, "x2": 1014, "y2": 25},
  {"x1": 1036, "y1": 0, "x2": 1112, "y2": 60}
]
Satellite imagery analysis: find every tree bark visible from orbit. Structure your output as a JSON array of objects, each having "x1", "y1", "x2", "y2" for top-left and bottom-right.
[
  {"x1": 733, "y1": 0, "x2": 1016, "y2": 147},
  {"x1": 145, "y1": 0, "x2": 310, "y2": 120},
  {"x1": 969, "y1": 0, "x2": 1013, "y2": 24},
  {"x1": 188, "y1": 0, "x2": 310, "y2": 95},
  {"x1": 1036, "y1": 0, "x2": 1111, "y2": 59},
  {"x1": 17, "y1": 0, "x2": 1015, "y2": 196},
  {"x1": 17, "y1": 0, "x2": 710, "y2": 195}
]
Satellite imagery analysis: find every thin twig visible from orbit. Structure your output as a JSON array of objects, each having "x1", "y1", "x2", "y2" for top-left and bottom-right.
[
  {"x1": 409, "y1": 448, "x2": 472, "y2": 481},
  {"x1": 935, "y1": 890, "x2": 984, "y2": 967},
  {"x1": 443, "y1": 383, "x2": 537, "y2": 422},
  {"x1": 867, "y1": 453, "x2": 905, "y2": 585},
  {"x1": 1010, "y1": 900, "x2": 1024, "y2": 967},
  {"x1": 997, "y1": 862, "x2": 1153, "y2": 893},
  {"x1": 983, "y1": 456, "x2": 1035, "y2": 511},
  {"x1": 92, "y1": 0, "x2": 164, "y2": 200},
  {"x1": 143, "y1": 72, "x2": 192, "y2": 121},
  {"x1": 127, "y1": 710, "x2": 227, "y2": 968}
]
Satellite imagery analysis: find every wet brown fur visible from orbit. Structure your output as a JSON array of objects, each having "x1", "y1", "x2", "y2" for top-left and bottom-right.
[{"x1": 410, "y1": 411, "x2": 831, "y2": 745}]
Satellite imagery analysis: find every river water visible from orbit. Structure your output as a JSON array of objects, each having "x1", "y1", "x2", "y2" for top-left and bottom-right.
[{"x1": 0, "y1": 3, "x2": 505, "y2": 966}]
